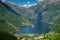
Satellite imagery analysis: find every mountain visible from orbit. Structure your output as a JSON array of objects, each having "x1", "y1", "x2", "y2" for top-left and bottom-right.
[
  {"x1": 41, "y1": 1, "x2": 60, "y2": 24},
  {"x1": 18, "y1": 0, "x2": 60, "y2": 34},
  {"x1": 41, "y1": 1, "x2": 60, "y2": 33},
  {"x1": 0, "y1": 0, "x2": 60, "y2": 34},
  {"x1": 27, "y1": 3, "x2": 50, "y2": 34},
  {"x1": 0, "y1": 1, "x2": 31, "y2": 32},
  {"x1": 15, "y1": 2, "x2": 50, "y2": 34},
  {"x1": 0, "y1": 1, "x2": 18, "y2": 32}
]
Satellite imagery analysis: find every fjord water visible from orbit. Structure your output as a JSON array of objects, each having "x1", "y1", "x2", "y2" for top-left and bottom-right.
[{"x1": 14, "y1": 22, "x2": 50, "y2": 34}]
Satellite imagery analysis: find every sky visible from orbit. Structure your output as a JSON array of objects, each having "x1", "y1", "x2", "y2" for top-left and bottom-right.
[
  {"x1": 5, "y1": 0, "x2": 44, "y2": 8},
  {"x1": 8, "y1": 0, "x2": 38, "y2": 5}
]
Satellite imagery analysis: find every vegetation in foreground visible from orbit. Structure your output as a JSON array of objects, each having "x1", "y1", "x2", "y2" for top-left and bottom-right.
[
  {"x1": 0, "y1": 31, "x2": 60, "y2": 40},
  {"x1": 0, "y1": 31, "x2": 18, "y2": 40}
]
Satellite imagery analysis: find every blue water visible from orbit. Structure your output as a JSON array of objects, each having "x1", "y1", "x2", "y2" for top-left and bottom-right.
[
  {"x1": 14, "y1": 23, "x2": 50, "y2": 34},
  {"x1": 14, "y1": 26, "x2": 38, "y2": 34}
]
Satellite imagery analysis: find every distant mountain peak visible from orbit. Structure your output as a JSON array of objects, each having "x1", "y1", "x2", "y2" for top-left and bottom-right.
[
  {"x1": 38, "y1": 0, "x2": 44, "y2": 2},
  {"x1": 7, "y1": 1, "x2": 16, "y2": 5},
  {"x1": 20, "y1": 3, "x2": 37, "y2": 8},
  {"x1": 0, "y1": 0, "x2": 7, "y2": 2}
]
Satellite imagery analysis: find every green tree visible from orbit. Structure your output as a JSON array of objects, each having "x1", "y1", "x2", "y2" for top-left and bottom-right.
[{"x1": 0, "y1": 31, "x2": 18, "y2": 40}]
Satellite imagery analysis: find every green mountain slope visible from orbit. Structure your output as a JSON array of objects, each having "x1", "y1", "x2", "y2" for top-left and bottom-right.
[
  {"x1": 41, "y1": 1, "x2": 60, "y2": 33},
  {"x1": 0, "y1": 1, "x2": 31, "y2": 32},
  {"x1": 42, "y1": 2, "x2": 60, "y2": 24}
]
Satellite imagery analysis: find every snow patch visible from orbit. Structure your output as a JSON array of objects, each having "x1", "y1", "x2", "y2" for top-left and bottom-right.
[
  {"x1": 1, "y1": 0, "x2": 6, "y2": 2},
  {"x1": 37, "y1": 0, "x2": 44, "y2": 2},
  {"x1": 19, "y1": 1, "x2": 37, "y2": 8}
]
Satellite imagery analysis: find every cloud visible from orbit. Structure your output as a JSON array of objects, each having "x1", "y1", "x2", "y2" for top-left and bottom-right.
[
  {"x1": 20, "y1": 1, "x2": 37, "y2": 8},
  {"x1": 1, "y1": 0, "x2": 6, "y2": 2},
  {"x1": 23, "y1": 3, "x2": 37, "y2": 8},
  {"x1": 37, "y1": 0, "x2": 44, "y2": 2},
  {"x1": 7, "y1": 1, "x2": 16, "y2": 5}
]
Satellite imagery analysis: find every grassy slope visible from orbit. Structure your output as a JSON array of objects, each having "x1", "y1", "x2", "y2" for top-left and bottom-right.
[
  {"x1": 0, "y1": 2, "x2": 32, "y2": 32},
  {"x1": 41, "y1": 2, "x2": 60, "y2": 24},
  {"x1": 0, "y1": 2, "x2": 23, "y2": 32}
]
